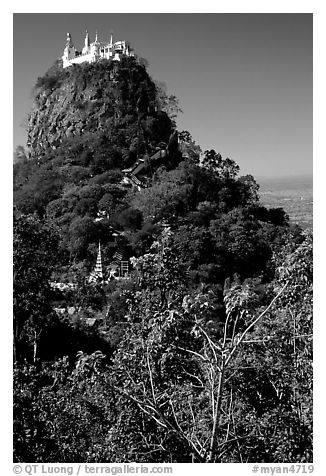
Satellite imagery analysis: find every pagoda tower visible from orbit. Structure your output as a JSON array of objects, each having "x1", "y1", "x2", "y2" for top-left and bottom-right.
[
  {"x1": 82, "y1": 30, "x2": 91, "y2": 55},
  {"x1": 61, "y1": 32, "x2": 76, "y2": 68},
  {"x1": 89, "y1": 242, "x2": 104, "y2": 283}
]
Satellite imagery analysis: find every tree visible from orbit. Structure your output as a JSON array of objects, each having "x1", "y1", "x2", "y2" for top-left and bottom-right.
[
  {"x1": 223, "y1": 231, "x2": 313, "y2": 462},
  {"x1": 154, "y1": 81, "x2": 183, "y2": 127},
  {"x1": 202, "y1": 150, "x2": 240, "y2": 180},
  {"x1": 130, "y1": 163, "x2": 196, "y2": 223},
  {"x1": 109, "y1": 231, "x2": 312, "y2": 462},
  {"x1": 237, "y1": 174, "x2": 260, "y2": 205},
  {"x1": 178, "y1": 130, "x2": 201, "y2": 163},
  {"x1": 14, "y1": 355, "x2": 117, "y2": 462},
  {"x1": 13, "y1": 145, "x2": 27, "y2": 164},
  {"x1": 209, "y1": 208, "x2": 273, "y2": 279},
  {"x1": 14, "y1": 214, "x2": 59, "y2": 361},
  {"x1": 14, "y1": 164, "x2": 64, "y2": 217},
  {"x1": 13, "y1": 208, "x2": 312, "y2": 463},
  {"x1": 74, "y1": 197, "x2": 98, "y2": 217},
  {"x1": 107, "y1": 240, "x2": 290, "y2": 461},
  {"x1": 172, "y1": 224, "x2": 219, "y2": 284},
  {"x1": 67, "y1": 216, "x2": 97, "y2": 260},
  {"x1": 114, "y1": 207, "x2": 143, "y2": 231}
]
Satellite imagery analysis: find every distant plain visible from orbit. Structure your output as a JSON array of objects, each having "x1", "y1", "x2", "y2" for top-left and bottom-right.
[{"x1": 257, "y1": 175, "x2": 313, "y2": 229}]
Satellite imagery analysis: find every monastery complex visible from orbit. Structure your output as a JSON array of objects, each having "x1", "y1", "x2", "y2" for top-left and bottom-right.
[{"x1": 62, "y1": 30, "x2": 134, "y2": 68}]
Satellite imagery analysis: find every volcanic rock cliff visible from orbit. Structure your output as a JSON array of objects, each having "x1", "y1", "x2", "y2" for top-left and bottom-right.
[{"x1": 27, "y1": 57, "x2": 173, "y2": 160}]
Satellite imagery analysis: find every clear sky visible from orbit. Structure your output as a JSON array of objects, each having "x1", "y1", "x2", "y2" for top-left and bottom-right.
[{"x1": 13, "y1": 13, "x2": 312, "y2": 177}]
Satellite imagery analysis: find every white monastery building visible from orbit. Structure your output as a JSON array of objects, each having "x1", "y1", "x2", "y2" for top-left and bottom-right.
[{"x1": 62, "y1": 30, "x2": 134, "y2": 69}]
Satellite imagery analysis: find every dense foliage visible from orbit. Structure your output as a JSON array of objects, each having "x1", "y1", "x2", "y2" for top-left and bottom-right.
[{"x1": 13, "y1": 56, "x2": 312, "y2": 463}]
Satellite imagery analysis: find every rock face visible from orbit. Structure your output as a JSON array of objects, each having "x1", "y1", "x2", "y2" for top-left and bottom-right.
[
  {"x1": 14, "y1": 57, "x2": 177, "y2": 220},
  {"x1": 27, "y1": 58, "x2": 172, "y2": 159}
]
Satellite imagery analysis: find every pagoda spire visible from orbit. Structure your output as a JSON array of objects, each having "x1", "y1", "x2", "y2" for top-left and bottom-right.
[
  {"x1": 89, "y1": 241, "x2": 104, "y2": 283},
  {"x1": 82, "y1": 29, "x2": 91, "y2": 55},
  {"x1": 65, "y1": 32, "x2": 73, "y2": 47},
  {"x1": 85, "y1": 29, "x2": 90, "y2": 47},
  {"x1": 94, "y1": 241, "x2": 103, "y2": 278}
]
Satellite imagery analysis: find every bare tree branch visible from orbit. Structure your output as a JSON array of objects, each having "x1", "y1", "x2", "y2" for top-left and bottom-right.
[
  {"x1": 225, "y1": 282, "x2": 289, "y2": 366},
  {"x1": 146, "y1": 346, "x2": 157, "y2": 405}
]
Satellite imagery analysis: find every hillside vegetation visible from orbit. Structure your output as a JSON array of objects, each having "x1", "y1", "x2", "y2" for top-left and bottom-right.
[{"x1": 13, "y1": 56, "x2": 312, "y2": 463}]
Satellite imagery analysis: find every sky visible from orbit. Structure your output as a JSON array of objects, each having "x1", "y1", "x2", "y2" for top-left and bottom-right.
[{"x1": 13, "y1": 13, "x2": 312, "y2": 177}]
